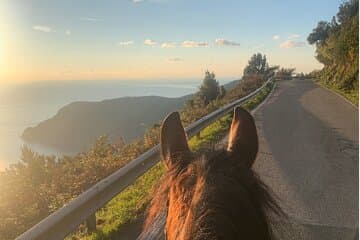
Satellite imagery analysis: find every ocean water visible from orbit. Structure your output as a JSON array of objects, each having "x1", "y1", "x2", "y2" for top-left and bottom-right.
[{"x1": 0, "y1": 80, "x2": 206, "y2": 170}]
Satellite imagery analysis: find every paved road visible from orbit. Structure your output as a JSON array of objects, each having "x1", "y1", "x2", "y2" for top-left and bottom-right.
[{"x1": 252, "y1": 80, "x2": 358, "y2": 239}]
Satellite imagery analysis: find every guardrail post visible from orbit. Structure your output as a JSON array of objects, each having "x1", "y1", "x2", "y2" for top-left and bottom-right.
[
  {"x1": 196, "y1": 132, "x2": 201, "y2": 139},
  {"x1": 86, "y1": 213, "x2": 96, "y2": 233}
]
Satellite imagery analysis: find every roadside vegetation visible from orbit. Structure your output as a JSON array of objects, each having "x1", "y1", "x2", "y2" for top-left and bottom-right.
[
  {"x1": 307, "y1": 0, "x2": 358, "y2": 106},
  {"x1": 275, "y1": 68, "x2": 295, "y2": 81},
  {"x1": 0, "y1": 53, "x2": 276, "y2": 240}
]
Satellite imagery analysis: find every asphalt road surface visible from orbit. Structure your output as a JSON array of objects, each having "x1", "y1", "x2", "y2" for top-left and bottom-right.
[{"x1": 252, "y1": 80, "x2": 358, "y2": 239}]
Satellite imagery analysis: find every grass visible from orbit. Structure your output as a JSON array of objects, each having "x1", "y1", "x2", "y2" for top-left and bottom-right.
[
  {"x1": 75, "y1": 81, "x2": 274, "y2": 240},
  {"x1": 317, "y1": 80, "x2": 358, "y2": 106},
  {"x1": 79, "y1": 164, "x2": 164, "y2": 240}
]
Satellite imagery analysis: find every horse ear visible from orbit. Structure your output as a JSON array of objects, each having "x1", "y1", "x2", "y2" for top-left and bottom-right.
[
  {"x1": 227, "y1": 107, "x2": 258, "y2": 167},
  {"x1": 160, "y1": 112, "x2": 190, "y2": 169}
]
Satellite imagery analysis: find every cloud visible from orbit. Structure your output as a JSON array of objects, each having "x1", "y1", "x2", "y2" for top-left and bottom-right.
[
  {"x1": 33, "y1": 25, "x2": 54, "y2": 33},
  {"x1": 161, "y1": 42, "x2": 176, "y2": 48},
  {"x1": 272, "y1": 35, "x2": 280, "y2": 40},
  {"x1": 118, "y1": 41, "x2": 134, "y2": 46},
  {"x1": 288, "y1": 34, "x2": 300, "y2": 39},
  {"x1": 215, "y1": 39, "x2": 240, "y2": 46},
  {"x1": 182, "y1": 40, "x2": 208, "y2": 48},
  {"x1": 132, "y1": 0, "x2": 144, "y2": 2},
  {"x1": 65, "y1": 30, "x2": 71, "y2": 36},
  {"x1": 168, "y1": 57, "x2": 184, "y2": 62},
  {"x1": 280, "y1": 40, "x2": 306, "y2": 48},
  {"x1": 144, "y1": 39, "x2": 157, "y2": 46},
  {"x1": 80, "y1": 17, "x2": 102, "y2": 22}
]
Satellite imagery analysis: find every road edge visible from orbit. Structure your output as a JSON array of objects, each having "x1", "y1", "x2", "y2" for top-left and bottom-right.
[
  {"x1": 251, "y1": 81, "x2": 277, "y2": 115},
  {"x1": 316, "y1": 81, "x2": 358, "y2": 110}
]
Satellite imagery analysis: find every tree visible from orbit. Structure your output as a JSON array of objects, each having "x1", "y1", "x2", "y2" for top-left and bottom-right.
[
  {"x1": 307, "y1": 21, "x2": 332, "y2": 45},
  {"x1": 337, "y1": 0, "x2": 358, "y2": 24},
  {"x1": 199, "y1": 71, "x2": 220, "y2": 104},
  {"x1": 243, "y1": 53, "x2": 269, "y2": 76},
  {"x1": 307, "y1": 0, "x2": 358, "y2": 91},
  {"x1": 218, "y1": 86, "x2": 226, "y2": 99},
  {"x1": 275, "y1": 68, "x2": 296, "y2": 80},
  {"x1": 240, "y1": 53, "x2": 278, "y2": 93},
  {"x1": 243, "y1": 53, "x2": 279, "y2": 78}
]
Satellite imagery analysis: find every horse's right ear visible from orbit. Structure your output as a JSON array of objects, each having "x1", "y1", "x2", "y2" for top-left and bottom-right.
[
  {"x1": 227, "y1": 107, "x2": 258, "y2": 167},
  {"x1": 160, "y1": 112, "x2": 190, "y2": 169}
]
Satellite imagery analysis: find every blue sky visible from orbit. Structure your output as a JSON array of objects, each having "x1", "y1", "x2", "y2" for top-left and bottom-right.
[{"x1": 1, "y1": 0, "x2": 342, "y2": 82}]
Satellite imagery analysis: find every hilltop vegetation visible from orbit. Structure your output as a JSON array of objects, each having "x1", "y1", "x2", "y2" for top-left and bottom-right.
[
  {"x1": 307, "y1": 0, "x2": 358, "y2": 104},
  {"x1": 0, "y1": 53, "x2": 276, "y2": 239}
]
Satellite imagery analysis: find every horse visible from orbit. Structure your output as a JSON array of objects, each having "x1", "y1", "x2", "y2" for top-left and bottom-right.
[{"x1": 140, "y1": 107, "x2": 284, "y2": 240}]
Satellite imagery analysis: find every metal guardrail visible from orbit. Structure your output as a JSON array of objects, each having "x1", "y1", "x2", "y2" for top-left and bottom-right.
[{"x1": 16, "y1": 76, "x2": 274, "y2": 240}]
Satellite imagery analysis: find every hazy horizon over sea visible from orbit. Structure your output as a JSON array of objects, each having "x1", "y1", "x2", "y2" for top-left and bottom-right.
[{"x1": 0, "y1": 79, "x2": 234, "y2": 170}]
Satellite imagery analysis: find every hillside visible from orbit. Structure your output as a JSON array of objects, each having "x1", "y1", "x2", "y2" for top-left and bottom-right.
[
  {"x1": 22, "y1": 80, "x2": 239, "y2": 153},
  {"x1": 22, "y1": 95, "x2": 190, "y2": 152},
  {"x1": 307, "y1": 0, "x2": 358, "y2": 104}
]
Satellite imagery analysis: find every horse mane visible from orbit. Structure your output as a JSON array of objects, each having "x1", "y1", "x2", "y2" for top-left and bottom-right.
[{"x1": 143, "y1": 148, "x2": 285, "y2": 239}]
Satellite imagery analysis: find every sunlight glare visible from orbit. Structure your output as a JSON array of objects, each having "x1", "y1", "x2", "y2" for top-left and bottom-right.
[{"x1": 0, "y1": 38, "x2": 4, "y2": 66}]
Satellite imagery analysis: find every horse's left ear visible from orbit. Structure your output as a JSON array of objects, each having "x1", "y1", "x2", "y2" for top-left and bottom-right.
[
  {"x1": 227, "y1": 107, "x2": 258, "y2": 167},
  {"x1": 160, "y1": 112, "x2": 190, "y2": 169}
]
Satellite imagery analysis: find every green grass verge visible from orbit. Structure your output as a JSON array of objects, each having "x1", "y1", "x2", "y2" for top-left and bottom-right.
[
  {"x1": 317, "y1": 80, "x2": 358, "y2": 106},
  {"x1": 77, "y1": 82, "x2": 274, "y2": 240}
]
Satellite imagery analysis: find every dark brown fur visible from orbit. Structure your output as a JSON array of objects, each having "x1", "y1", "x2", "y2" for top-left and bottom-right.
[{"x1": 143, "y1": 108, "x2": 284, "y2": 240}]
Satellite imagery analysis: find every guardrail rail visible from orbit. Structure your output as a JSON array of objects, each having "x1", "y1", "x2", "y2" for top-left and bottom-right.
[{"x1": 17, "y1": 76, "x2": 274, "y2": 240}]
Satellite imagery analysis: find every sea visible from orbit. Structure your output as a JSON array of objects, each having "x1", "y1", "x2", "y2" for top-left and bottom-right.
[{"x1": 0, "y1": 79, "x2": 231, "y2": 170}]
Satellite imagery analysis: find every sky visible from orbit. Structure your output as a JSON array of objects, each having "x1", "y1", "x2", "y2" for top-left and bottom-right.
[{"x1": 0, "y1": 0, "x2": 343, "y2": 83}]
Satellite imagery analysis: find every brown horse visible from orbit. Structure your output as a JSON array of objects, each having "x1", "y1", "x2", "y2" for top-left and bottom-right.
[{"x1": 141, "y1": 107, "x2": 283, "y2": 240}]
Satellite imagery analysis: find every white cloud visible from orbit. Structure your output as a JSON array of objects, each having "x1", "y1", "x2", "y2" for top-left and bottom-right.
[
  {"x1": 168, "y1": 57, "x2": 183, "y2": 62},
  {"x1": 33, "y1": 25, "x2": 54, "y2": 33},
  {"x1": 80, "y1": 17, "x2": 102, "y2": 22},
  {"x1": 144, "y1": 39, "x2": 157, "y2": 46},
  {"x1": 280, "y1": 40, "x2": 306, "y2": 48},
  {"x1": 133, "y1": 0, "x2": 144, "y2": 2},
  {"x1": 161, "y1": 42, "x2": 176, "y2": 48},
  {"x1": 118, "y1": 41, "x2": 134, "y2": 46},
  {"x1": 215, "y1": 39, "x2": 240, "y2": 46},
  {"x1": 272, "y1": 35, "x2": 280, "y2": 40},
  {"x1": 182, "y1": 40, "x2": 208, "y2": 48},
  {"x1": 288, "y1": 34, "x2": 300, "y2": 39},
  {"x1": 65, "y1": 30, "x2": 71, "y2": 36}
]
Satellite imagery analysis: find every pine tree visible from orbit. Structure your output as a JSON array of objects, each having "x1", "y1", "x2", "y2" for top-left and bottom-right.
[{"x1": 199, "y1": 71, "x2": 220, "y2": 104}]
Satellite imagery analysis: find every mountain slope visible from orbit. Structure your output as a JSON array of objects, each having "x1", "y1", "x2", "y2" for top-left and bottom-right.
[
  {"x1": 22, "y1": 95, "x2": 190, "y2": 153},
  {"x1": 22, "y1": 80, "x2": 240, "y2": 153}
]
